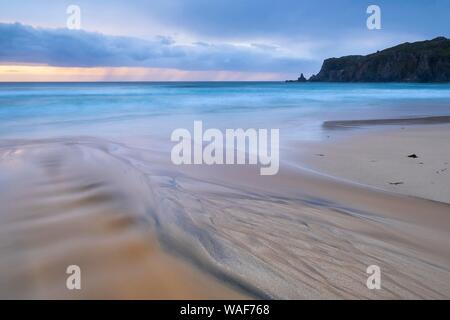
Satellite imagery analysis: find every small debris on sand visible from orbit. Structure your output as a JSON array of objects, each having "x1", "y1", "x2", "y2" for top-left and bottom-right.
[
  {"x1": 408, "y1": 154, "x2": 418, "y2": 159},
  {"x1": 315, "y1": 154, "x2": 325, "y2": 157},
  {"x1": 389, "y1": 182, "x2": 404, "y2": 186}
]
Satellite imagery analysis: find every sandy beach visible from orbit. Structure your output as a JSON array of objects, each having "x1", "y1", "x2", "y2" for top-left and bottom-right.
[
  {"x1": 295, "y1": 122, "x2": 450, "y2": 204},
  {"x1": 0, "y1": 141, "x2": 251, "y2": 299},
  {"x1": 2, "y1": 0, "x2": 450, "y2": 303},
  {"x1": 1, "y1": 117, "x2": 449, "y2": 299}
]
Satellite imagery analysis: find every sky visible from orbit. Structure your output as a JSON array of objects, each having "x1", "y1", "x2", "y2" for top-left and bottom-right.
[{"x1": 0, "y1": 0, "x2": 449, "y2": 81}]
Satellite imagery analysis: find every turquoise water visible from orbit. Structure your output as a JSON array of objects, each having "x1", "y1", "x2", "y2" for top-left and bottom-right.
[{"x1": 1, "y1": 82, "x2": 450, "y2": 141}]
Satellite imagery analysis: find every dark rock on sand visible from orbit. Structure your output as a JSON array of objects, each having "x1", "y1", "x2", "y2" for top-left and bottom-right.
[{"x1": 389, "y1": 182, "x2": 404, "y2": 186}]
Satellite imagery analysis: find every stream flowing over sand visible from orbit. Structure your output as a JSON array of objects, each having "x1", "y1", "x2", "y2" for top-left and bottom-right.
[{"x1": 1, "y1": 137, "x2": 449, "y2": 299}]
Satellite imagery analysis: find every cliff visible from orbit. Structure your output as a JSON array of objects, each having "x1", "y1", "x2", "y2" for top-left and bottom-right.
[{"x1": 309, "y1": 37, "x2": 450, "y2": 82}]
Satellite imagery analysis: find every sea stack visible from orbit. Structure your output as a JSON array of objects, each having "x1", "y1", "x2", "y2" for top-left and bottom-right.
[
  {"x1": 297, "y1": 73, "x2": 307, "y2": 82},
  {"x1": 285, "y1": 73, "x2": 308, "y2": 83}
]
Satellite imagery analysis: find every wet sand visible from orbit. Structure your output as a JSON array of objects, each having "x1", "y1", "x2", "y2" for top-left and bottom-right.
[
  {"x1": 0, "y1": 141, "x2": 251, "y2": 299},
  {"x1": 1, "y1": 119, "x2": 450, "y2": 299},
  {"x1": 295, "y1": 123, "x2": 450, "y2": 204},
  {"x1": 323, "y1": 115, "x2": 450, "y2": 129}
]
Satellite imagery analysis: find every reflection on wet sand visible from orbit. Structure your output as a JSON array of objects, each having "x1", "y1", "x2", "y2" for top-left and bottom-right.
[
  {"x1": 0, "y1": 141, "x2": 249, "y2": 299},
  {"x1": 0, "y1": 137, "x2": 449, "y2": 299}
]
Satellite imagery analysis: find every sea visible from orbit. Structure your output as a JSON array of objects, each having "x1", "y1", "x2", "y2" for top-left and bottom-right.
[{"x1": 1, "y1": 82, "x2": 450, "y2": 144}]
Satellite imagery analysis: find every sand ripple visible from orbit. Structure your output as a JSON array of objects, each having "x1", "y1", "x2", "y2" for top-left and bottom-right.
[{"x1": 1, "y1": 137, "x2": 449, "y2": 299}]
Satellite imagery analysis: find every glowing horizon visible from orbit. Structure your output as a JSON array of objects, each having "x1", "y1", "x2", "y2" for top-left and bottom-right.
[{"x1": 0, "y1": 65, "x2": 289, "y2": 82}]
